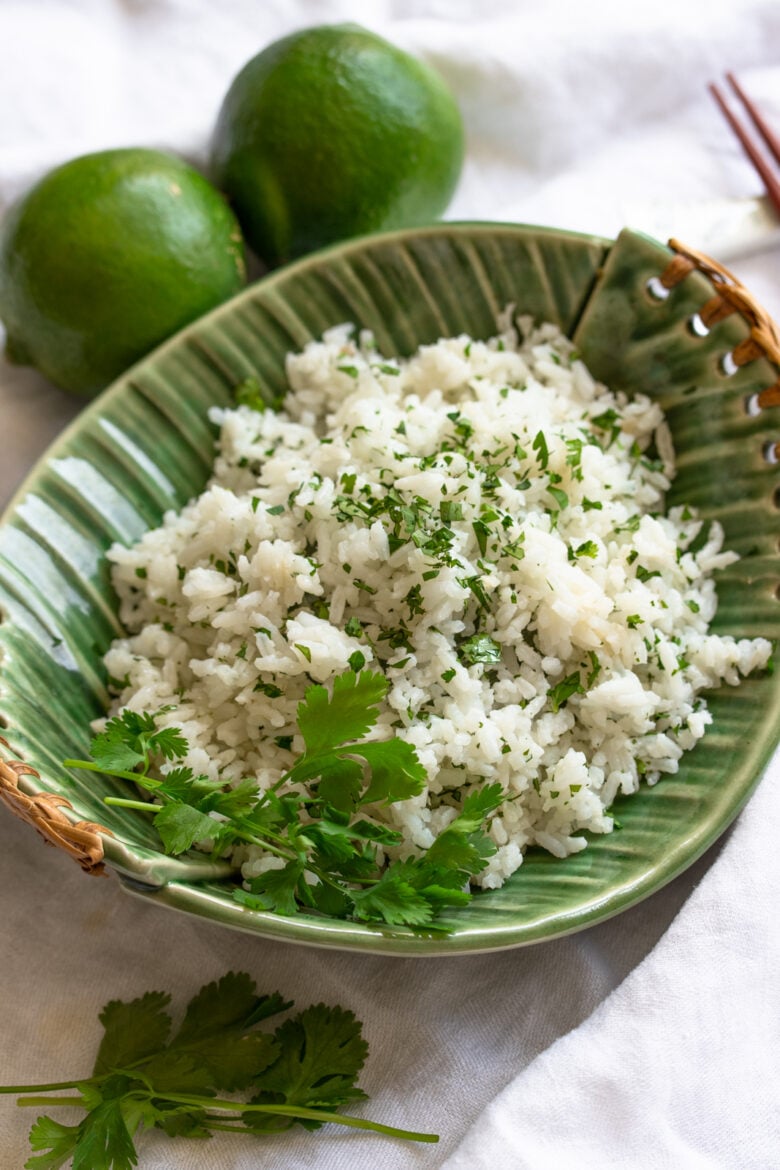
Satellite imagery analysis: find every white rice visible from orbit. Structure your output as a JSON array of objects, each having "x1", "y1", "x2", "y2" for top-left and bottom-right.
[{"x1": 102, "y1": 314, "x2": 771, "y2": 889}]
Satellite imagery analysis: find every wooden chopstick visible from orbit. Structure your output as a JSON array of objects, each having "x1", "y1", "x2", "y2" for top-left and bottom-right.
[
  {"x1": 726, "y1": 73, "x2": 780, "y2": 167},
  {"x1": 710, "y1": 75, "x2": 780, "y2": 216}
]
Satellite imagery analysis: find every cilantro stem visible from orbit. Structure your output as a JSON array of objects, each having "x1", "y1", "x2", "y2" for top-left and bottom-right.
[
  {"x1": 63, "y1": 758, "x2": 158, "y2": 786},
  {"x1": 16, "y1": 1096, "x2": 86, "y2": 1107},
  {"x1": 0, "y1": 1080, "x2": 83, "y2": 1094},
  {"x1": 104, "y1": 797, "x2": 157, "y2": 812},
  {"x1": 160, "y1": 1093, "x2": 439, "y2": 1143},
  {"x1": 10, "y1": 1088, "x2": 439, "y2": 1142}
]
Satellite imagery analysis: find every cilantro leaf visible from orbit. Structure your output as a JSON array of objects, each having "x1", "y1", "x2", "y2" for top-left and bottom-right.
[
  {"x1": 158, "y1": 972, "x2": 287, "y2": 1091},
  {"x1": 177, "y1": 972, "x2": 291, "y2": 1040},
  {"x1": 296, "y1": 670, "x2": 387, "y2": 754},
  {"x1": 93, "y1": 992, "x2": 171, "y2": 1076},
  {"x1": 384, "y1": 858, "x2": 473, "y2": 913},
  {"x1": 134, "y1": 1052, "x2": 215, "y2": 1098},
  {"x1": 314, "y1": 756, "x2": 365, "y2": 812},
  {"x1": 25, "y1": 1117, "x2": 80, "y2": 1169},
  {"x1": 424, "y1": 829, "x2": 495, "y2": 875},
  {"x1": 153, "y1": 802, "x2": 220, "y2": 854},
  {"x1": 249, "y1": 1004, "x2": 368, "y2": 1127},
  {"x1": 88, "y1": 710, "x2": 186, "y2": 775},
  {"x1": 239, "y1": 861, "x2": 306, "y2": 916},
  {"x1": 235, "y1": 376, "x2": 267, "y2": 412},
  {"x1": 72, "y1": 1096, "x2": 137, "y2": 1170},
  {"x1": 304, "y1": 817, "x2": 364, "y2": 865},
  {"x1": 356, "y1": 740, "x2": 427, "y2": 805},
  {"x1": 459, "y1": 634, "x2": 502, "y2": 666},
  {"x1": 203, "y1": 777, "x2": 260, "y2": 820},
  {"x1": 350, "y1": 868, "x2": 435, "y2": 927},
  {"x1": 147, "y1": 727, "x2": 188, "y2": 761},
  {"x1": 424, "y1": 799, "x2": 499, "y2": 876},
  {"x1": 453, "y1": 782, "x2": 505, "y2": 831},
  {"x1": 548, "y1": 671, "x2": 585, "y2": 713},
  {"x1": 88, "y1": 723, "x2": 146, "y2": 774},
  {"x1": 532, "y1": 429, "x2": 549, "y2": 469},
  {"x1": 154, "y1": 766, "x2": 197, "y2": 795},
  {"x1": 547, "y1": 485, "x2": 569, "y2": 510}
]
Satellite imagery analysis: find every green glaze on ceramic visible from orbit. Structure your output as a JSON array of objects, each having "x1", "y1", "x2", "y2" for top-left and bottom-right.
[{"x1": 1, "y1": 223, "x2": 778, "y2": 955}]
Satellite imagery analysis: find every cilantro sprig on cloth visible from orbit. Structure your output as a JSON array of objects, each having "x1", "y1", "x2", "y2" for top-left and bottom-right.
[
  {"x1": 64, "y1": 670, "x2": 502, "y2": 932},
  {"x1": 0, "y1": 972, "x2": 437, "y2": 1167}
]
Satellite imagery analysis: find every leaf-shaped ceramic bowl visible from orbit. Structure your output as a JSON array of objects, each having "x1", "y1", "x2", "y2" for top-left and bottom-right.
[{"x1": 2, "y1": 223, "x2": 779, "y2": 955}]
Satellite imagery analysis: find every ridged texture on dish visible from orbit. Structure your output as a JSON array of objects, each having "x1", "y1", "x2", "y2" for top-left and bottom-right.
[{"x1": 1, "y1": 224, "x2": 778, "y2": 953}]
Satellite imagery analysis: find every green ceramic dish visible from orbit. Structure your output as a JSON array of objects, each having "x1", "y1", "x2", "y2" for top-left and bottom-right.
[{"x1": 2, "y1": 223, "x2": 779, "y2": 956}]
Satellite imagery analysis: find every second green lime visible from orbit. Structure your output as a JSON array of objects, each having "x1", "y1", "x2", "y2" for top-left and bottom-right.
[
  {"x1": 210, "y1": 24, "x2": 465, "y2": 267},
  {"x1": 0, "y1": 149, "x2": 247, "y2": 397}
]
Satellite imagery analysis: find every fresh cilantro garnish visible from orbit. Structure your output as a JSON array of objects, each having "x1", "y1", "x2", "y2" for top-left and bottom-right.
[
  {"x1": 590, "y1": 407, "x2": 620, "y2": 439},
  {"x1": 572, "y1": 540, "x2": 598, "y2": 559},
  {"x1": 1, "y1": 973, "x2": 437, "y2": 1165},
  {"x1": 458, "y1": 634, "x2": 502, "y2": 666},
  {"x1": 532, "y1": 430, "x2": 549, "y2": 470},
  {"x1": 64, "y1": 671, "x2": 502, "y2": 934},
  {"x1": 586, "y1": 650, "x2": 601, "y2": 688},
  {"x1": 547, "y1": 485, "x2": 569, "y2": 511},
  {"x1": 235, "y1": 376, "x2": 267, "y2": 412},
  {"x1": 635, "y1": 565, "x2": 661, "y2": 583},
  {"x1": 548, "y1": 671, "x2": 585, "y2": 713}
]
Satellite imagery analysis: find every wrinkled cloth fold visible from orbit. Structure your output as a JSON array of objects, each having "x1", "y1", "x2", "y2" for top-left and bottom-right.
[{"x1": 1, "y1": 2, "x2": 779, "y2": 1167}]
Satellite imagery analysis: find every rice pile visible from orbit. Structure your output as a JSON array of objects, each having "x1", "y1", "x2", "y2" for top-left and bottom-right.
[{"x1": 103, "y1": 315, "x2": 771, "y2": 888}]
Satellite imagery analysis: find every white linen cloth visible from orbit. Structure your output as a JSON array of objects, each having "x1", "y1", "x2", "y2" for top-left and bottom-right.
[{"x1": 1, "y1": 2, "x2": 779, "y2": 1167}]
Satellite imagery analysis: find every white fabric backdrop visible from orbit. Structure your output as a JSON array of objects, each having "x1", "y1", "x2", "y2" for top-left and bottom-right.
[{"x1": 2, "y1": 2, "x2": 779, "y2": 1167}]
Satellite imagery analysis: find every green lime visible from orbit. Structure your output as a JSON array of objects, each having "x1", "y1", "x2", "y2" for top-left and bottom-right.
[
  {"x1": 0, "y1": 148, "x2": 247, "y2": 397},
  {"x1": 210, "y1": 23, "x2": 464, "y2": 267}
]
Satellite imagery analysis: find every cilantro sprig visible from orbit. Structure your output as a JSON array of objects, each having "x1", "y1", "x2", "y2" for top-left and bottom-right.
[
  {"x1": 1, "y1": 971, "x2": 437, "y2": 1167},
  {"x1": 64, "y1": 670, "x2": 502, "y2": 933}
]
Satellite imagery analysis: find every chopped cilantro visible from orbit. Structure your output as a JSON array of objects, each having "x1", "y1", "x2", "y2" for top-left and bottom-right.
[
  {"x1": 586, "y1": 650, "x2": 601, "y2": 687},
  {"x1": 440, "y1": 501, "x2": 464, "y2": 523},
  {"x1": 547, "y1": 485, "x2": 569, "y2": 510},
  {"x1": 235, "y1": 376, "x2": 266, "y2": 411},
  {"x1": 532, "y1": 430, "x2": 549, "y2": 470},
  {"x1": 459, "y1": 634, "x2": 502, "y2": 666},
  {"x1": 573, "y1": 540, "x2": 598, "y2": 559},
  {"x1": 635, "y1": 565, "x2": 661, "y2": 583},
  {"x1": 548, "y1": 672, "x2": 584, "y2": 712}
]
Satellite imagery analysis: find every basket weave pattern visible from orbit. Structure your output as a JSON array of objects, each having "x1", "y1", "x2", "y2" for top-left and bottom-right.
[{"x1": 0, "y1": 737, "x2": 111, "y2": 875}]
